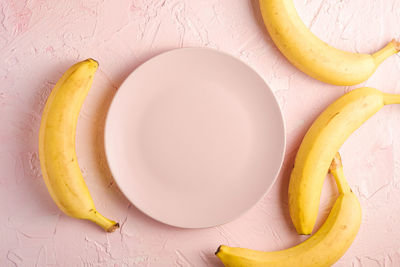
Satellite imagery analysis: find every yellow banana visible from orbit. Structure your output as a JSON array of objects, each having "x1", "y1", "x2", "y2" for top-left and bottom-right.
[
  {"x1": 259, "y1": 0, "x2": 400, "y2": 86},
  {"x1": 216, "y1": 153, "x2": 361, "y2": 267},
  {"x1": 289, "y1": 87, "x2": 400, "y2": 234},
  {"x1": 39, "y1": 59, "x2": 119, "y2": 232}
]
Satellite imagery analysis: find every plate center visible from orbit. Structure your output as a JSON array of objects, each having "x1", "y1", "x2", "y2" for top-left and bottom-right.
[{"x1": 137, "y1": 83, "x2": 253, "y2": 190}]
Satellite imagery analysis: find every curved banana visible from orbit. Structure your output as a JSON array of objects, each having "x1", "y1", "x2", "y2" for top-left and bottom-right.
[
  {"x1": 289, "y1": 87, "x2": 400, "y2": 234},
  {"x1": 259, "y1": 0, "x2": 400, "y2": 86},
  {"x1": 216, "y1": 153, "x2": 361, "y2": 267},
  {"x1": 39, "y1": 59, "x2": 119, "y2": 232}
]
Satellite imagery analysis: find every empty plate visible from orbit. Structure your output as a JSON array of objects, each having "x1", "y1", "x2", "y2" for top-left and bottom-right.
[{"x1": 104, "y1": 48, "x2": 285, "y2": 228}]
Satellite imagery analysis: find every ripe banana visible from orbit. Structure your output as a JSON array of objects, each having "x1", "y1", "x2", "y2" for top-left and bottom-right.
[
  {"x1": 289, "y1": 87, "x2": 400, "y2": 234},
  {"x1": 259, "y1": 0, "x2": 400, "y2": 86},
  {"x1": 216, "y1": 153, "x2": 361, "y2": 267},
  {"x1": 39, "y1": 59, "x2": 119, "y2": 232}
]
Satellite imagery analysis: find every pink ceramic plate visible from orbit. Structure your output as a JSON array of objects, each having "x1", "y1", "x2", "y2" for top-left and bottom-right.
[{"x1": 105, "y1": 48, "x2": 285, "y2": 228}]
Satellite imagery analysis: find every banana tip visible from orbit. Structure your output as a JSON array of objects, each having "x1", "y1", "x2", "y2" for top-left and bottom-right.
[
  {"x1": 87, "y1": 58, "x2": 99, "y2": 66},
  {"x1": 215, "y1": 245, "x2": 222, "y2": 255},
  {"x1": 393, "y1": 39, "x2": 400, "y2": 51},
  {"x1": 329, "y1": 152, "x2": 342, "y2": 172},
  {"x1": 107, "y1": 223, "x2": 120, "y2": 233}
]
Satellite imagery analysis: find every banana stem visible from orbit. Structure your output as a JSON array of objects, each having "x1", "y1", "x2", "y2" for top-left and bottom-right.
[
  {"x1": 372, "y1": 39, "x2": 400, "y2": 65},
  {"x1": 329, "y1": 153, "x2": 351, "y2": 194},
  {"x1": 86, "y1": 210, "x2": 119, "y2": 232},
  {"x1": 331, "y1": 168, "x2": 351, "y2": 194},
  {"x1": 383, "y1": 93, "x2": 400, "y2": 105}
]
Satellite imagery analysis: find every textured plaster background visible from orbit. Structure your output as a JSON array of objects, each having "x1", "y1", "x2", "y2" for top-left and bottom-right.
[{"x1": 1, "y1": 0, "x2": 400, "y2": 266}]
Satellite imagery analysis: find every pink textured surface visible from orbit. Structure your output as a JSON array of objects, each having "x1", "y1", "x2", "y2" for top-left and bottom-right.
[{"x1": 1, "y1": 0, "x2": 400, "y2": 266}]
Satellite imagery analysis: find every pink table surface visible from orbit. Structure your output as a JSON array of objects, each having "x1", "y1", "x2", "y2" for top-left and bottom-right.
[{"x1": 1, "y1": 0, "x2": 400, "y2": 266}]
